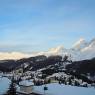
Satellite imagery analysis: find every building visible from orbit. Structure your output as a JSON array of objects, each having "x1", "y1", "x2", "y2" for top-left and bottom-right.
[{"x1": 17, "y1": 80, "x2": 34, "y2": 95}]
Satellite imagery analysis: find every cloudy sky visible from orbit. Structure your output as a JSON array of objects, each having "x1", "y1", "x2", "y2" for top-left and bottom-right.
[{"x1": 0, "y1": 0, "x2": 95, "y2": 53}]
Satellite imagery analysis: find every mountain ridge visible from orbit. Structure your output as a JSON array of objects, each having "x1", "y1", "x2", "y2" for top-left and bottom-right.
[{"x1": 0, "y1": 38, "x2": 95, "y2": 61}]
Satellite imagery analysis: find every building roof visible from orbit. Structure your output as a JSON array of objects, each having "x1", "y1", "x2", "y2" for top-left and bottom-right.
[{"x1": 19, "y1": 80, "x2": 34, "y2": 87}]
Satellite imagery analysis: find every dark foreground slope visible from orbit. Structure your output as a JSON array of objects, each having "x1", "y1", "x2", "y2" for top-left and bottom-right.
[
  {"x1": 66, "y1": 58, "x2": 95, "y2": 75},
  {"x1": 0, "y1": 55, "x2": 62, "y2": 72}
]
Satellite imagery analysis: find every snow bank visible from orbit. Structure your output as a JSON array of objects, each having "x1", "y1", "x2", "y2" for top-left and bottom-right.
[{"x1": 33, "y1": 83, "x2": 95, "y2": 95}]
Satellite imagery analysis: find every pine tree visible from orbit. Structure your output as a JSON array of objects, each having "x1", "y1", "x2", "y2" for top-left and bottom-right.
[
  {"x1": 5, "y1": 77, "x2": 17, "y2": 95},
  {"x1": 68, "y1": 77, "x2": 72, "y2": 85},
  {"x1": 74, "y1": 80, "x2": 80, "y2": 86}
]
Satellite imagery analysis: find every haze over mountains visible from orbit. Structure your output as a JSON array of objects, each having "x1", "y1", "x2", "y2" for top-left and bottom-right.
[{"x1": 0, "y1": 38, "x2": 95, "y2": 61}]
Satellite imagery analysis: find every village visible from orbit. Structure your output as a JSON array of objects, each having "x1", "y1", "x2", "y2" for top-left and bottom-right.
[{"x1": 0, "y1": 63, "x2": 95, "y2": 95}]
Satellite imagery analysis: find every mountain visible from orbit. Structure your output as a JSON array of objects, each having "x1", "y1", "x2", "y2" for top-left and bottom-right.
[
  {"x1": 72, "y1": 38, "x2": 88, "y2": 51},
  {"x1": 0, "y1": 38, "x2": 95, "y2": 61},
  {"x1": 80, "y1": 38, "x2": 95, "y2": 60},
  {"x1": 66, "y1": 58, "x2": 95, "y2": 77},
  {"x1": 0, "y1": 55, "x2": 62, "y2": 72},
  {"x1": 35, "y1": 38, "x2": 95, "y2": 61},
  {"x1": 48, "y1": 38, "x2": 95, "y2": 61},
  {"x1": 1, "y1": 38, "x2": 95, "y2": 77},
  {"x1": 0, "y1": 38, "x2": 95, "y2": 82}
]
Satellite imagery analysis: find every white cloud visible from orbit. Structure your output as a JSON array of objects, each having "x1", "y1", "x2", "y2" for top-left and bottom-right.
[{"x1": 0, "y1": 52, "x2": 32, "y2": 60}]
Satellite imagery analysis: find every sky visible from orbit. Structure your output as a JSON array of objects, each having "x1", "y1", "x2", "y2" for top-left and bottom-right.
[{"x1": 0, "y1": 0, "x2": 95, "y2": 53}]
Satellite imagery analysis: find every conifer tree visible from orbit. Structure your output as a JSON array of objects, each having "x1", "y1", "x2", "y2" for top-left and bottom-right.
[{"x1": 5, "y1": 77, "x2": 17, "y2": 95}]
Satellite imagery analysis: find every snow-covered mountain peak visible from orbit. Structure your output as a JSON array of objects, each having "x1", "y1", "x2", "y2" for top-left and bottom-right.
[
  {"x1": 72, "y1": 38, "x2": 88, "y2": 50},
  {"x1": 0, "y1": 38, "x2": 95, "y2": 61},
  {"x1": 49, "y1": 45, "x2": 64, "y2": 53},
  {"x1": 46, "y1": 45, "x2": 67, "y2": 56},
  {"x1": 89, "y1": 38, "x2": 95, "y2": 47},
  {"x1": 33, "y1": 37, "x2": 95, "y2": 61}
]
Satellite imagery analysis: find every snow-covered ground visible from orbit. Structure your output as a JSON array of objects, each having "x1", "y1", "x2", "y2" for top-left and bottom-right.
[
  {"x1": 0, "y1": 76, "x2": 10, "y2": 95},
  {"x1": 33, "y1": 83, "x2": 95, "y2": 95},
  {"x1": 0, "y1": 76, "x2": 95, "y2": 95}
]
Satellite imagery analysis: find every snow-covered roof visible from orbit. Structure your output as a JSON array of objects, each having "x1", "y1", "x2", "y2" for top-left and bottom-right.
[
  {"x1": 33, "y1": 83, "x2": 95, "y2": 95},
  {"x1": 19, "y1": 80, "x2": 34, "y2": 86}
]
